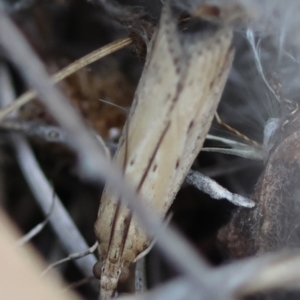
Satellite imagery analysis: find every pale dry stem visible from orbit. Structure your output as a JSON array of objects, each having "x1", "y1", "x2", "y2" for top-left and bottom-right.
[
  {"x1": 0, "y1": 63, "x2": 97, "y2": 278},
  {"x1": 0, "y1": 37, "x2": 133, "y2": 120}
]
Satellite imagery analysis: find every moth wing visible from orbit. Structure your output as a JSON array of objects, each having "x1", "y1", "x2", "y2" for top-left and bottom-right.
[{"x1": 95, "y1": 5, "x2": 183, "y2": 250}]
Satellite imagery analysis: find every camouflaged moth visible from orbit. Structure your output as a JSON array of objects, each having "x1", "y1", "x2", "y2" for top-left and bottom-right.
[{"x1": 94, "y1": 4, "x2": 234, "y2": 299}]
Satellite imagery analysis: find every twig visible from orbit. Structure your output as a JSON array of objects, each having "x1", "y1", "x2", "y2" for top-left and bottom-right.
[
  {"x1": 118, "y1": 278, "x2": 194, "y2": 300},
  {"x1": 13, "y1": 132, "x2": 98, "y2": 277},
  {"x1": 186, "y1": 170, "x2": 255, "y2": 207},
  {"x1": 16, "y1": 191, "x2": 55, "y2": 246},
  {"x1": 215, "y1": 250, "x2": 300, "y2": 296},
  {"x1": 135, "y1": 258, "x2": 147, "y2": 293},
  {"x1": 122, "y1": 250, "x2": 300, "y2": 299},
  {"x1": 0, "y1": 118, "x2": 114, "y2": 157},
  {"x1": 62, "y1": 276, "x2": 97, "y2": 293},
  {"x1": 0, "y1": 37, "x2": 133, "y2": 120},
  {"x1": 42, "y1": 242, "x2": 98, "y2": 276},
  {"x1": 0, "y1": 119, "x2": 67, "y2": 143},
  {"x1": 0, "y1": 63, "x2": 97, "y2": 278}
]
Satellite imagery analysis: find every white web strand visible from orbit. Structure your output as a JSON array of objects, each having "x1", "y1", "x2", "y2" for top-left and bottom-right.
[
  {"x1": 186, "y1": 170, "x2": 255, "y2": 207},
  {"x1": 246, "y1": 29, "x2": 281, "y2": 103}
]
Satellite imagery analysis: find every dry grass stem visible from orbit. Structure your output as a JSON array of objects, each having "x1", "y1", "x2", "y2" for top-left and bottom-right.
[{"x1": 0, "y1": 37, "x2": 133, "y2": 120}]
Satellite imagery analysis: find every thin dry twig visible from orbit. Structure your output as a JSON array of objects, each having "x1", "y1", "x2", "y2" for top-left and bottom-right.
[
  {"x1": 13, "y1": 134, "x2": 98, "y2": 277},
  {"x1": 42, "y1": 242, "x2": 98, "y2": 276},
  {"x1": 186, "y1": 170, "x2": 255, "y2": 207},
  {"x1": 0, "y1": 63, "x2": 97, "y2": 278},
  {"x1": 62, "y1": 276, "x2": 98, "y2": 293},
  {"x1": 0, "y1": 37, "x2": 133, "y2": 120},
  {"x1": 0, "y1": 119, "x2": 67, "y2": 142},
  {"x1": 121, "y1": 250, "x2": 300, "y2": 300},
  {"x1": 215, "y1": 250, "x2": 300, "y2": 296},
  {"x1": 117, "y1": 278, "x2": 195, "y2": 300},
  {"x1": 16, "y1": 192, "x2": 55, "y2": 246}
]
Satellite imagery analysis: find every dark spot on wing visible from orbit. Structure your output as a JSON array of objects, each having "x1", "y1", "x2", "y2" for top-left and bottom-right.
[
  {"x1": 153, "y1": 164, "x2": 157, "y2": 172},
  {"x1": 176, "y1": 159, "x2": 180, "y2": 169},
  {"x1": 188, "y1": 79, "x2": 194, "y2": 86},
  {"x1": 187, "y1": 120, "x2": 194, "y2": 133},
  {"x1": 123, "y1": 217, "x2": 130, "y2": 228},
  {"x1": 171, "y1": 82, "x2": 184, "y2": 105}
]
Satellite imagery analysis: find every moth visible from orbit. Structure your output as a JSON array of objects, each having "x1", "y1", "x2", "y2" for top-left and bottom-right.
[{"x1": 94, "y1": 4, "x2": 234, "y2": 299}]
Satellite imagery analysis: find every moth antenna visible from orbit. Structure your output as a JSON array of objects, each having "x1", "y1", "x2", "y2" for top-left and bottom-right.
[
  {"x1": 135, "y1": 258, "x2": 147, "y2": 292},
  {"x1": 214, "y1": 112, "x2": 261, "y2": 148},
  {"x1": 246, "y1": 29, "x2": 281, "y2": 103}
]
